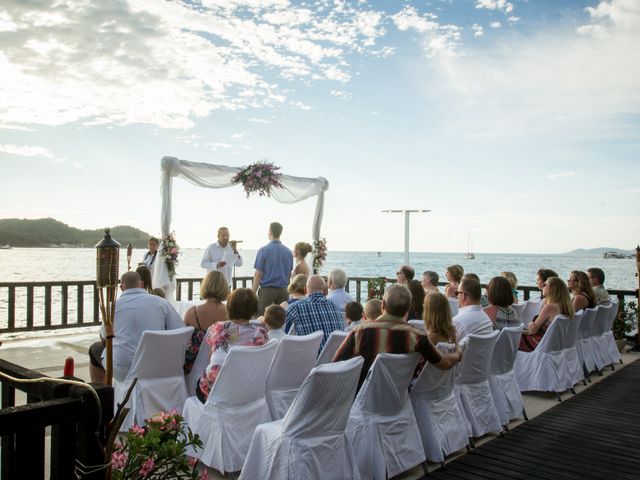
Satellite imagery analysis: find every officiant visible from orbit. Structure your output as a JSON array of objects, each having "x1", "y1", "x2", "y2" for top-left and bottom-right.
[{"x1": 200, "y1": 226, "x2": 242, "y2": 289}]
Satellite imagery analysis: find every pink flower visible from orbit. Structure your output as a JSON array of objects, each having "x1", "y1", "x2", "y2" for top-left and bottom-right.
[
  {"x1": 188, "y1": 456, "x2": 198, "y2": 469},
  {"x1": 111, "y1": 450, "x2": 128, "y2": 469},
  {"x1": 199, "y1": 469, "x2": 209, "y2": 480},
  {"x1": 131, "y1": 424, "x2": 145, "y2": 436},
  {"x1": 139, "y1": 457, "x2": 154, "y2": 477}
]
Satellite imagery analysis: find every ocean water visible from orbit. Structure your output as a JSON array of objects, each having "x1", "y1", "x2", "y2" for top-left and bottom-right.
[{"x1": 0, "y1": 247, "x2": 637, "y2": 290}]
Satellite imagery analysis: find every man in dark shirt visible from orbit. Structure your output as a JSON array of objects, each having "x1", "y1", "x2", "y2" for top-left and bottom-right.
[{"x1": 333, "y1": 284, "x2": 462, "y2": 389}]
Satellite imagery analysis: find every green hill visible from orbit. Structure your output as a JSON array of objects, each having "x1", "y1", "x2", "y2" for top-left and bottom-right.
[{"x1": 0, "y1": 218, "x2": 153, "y2": 248}]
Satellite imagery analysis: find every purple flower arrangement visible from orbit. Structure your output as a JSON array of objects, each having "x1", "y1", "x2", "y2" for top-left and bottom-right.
[
  {"x1": 111, "y1": 410, "x2": 206, "y2": 479},
  {"x1": 161, "y1": 232, "x2": 181, "y2": 280},
  {"x1": 231, "y1": 161, "x2": 284, "y2": 198}
]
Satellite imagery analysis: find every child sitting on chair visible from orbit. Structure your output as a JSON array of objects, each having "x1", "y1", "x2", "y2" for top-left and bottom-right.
[
  {"x1": 263, "y1": 304, "x2": 286, "y2": 341},
  {"x1": 345, "y1": 301, "x2": 365, "y2": 331}
]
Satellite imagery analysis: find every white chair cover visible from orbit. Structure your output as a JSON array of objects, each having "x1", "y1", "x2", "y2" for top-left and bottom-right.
[
  {"x1": 513, "y1": 315, "x2": 574, "y2": 393},
  {"x1": 564, "y1": 310, "x2": 584, "y2": 387},
  {"x1": 347, "y1": 353, "x2": 425, "y2": 479},
  {"x1": 591, "y1": 303, "x2": 613, "y2": 369},
  {"x1": 408, "y1": 319, "x2": 425, "y2": 330},
  {"x1": 520, "y1": 299, "x2": 542, "y2": 326},
  {"x1": 454, "y1": 331, "x2": 502, "y2": 437},
  {"x1": 182, "y1": 340, "x2": 279, "y2": 473},
  {"x1": 448, "y1": 297, "x2": 459, "y2": 317},
  {"x1": 316, "y1": 330, "x2": 349, "y2": 366},
  {"x1": 186, "y1": 339, "x2": 212, "y2": 397},
  {"x1": 265, "y1": 331, "x2": 324, "y2": 420},
  {"x1": 489, "y1": 325, "x2": 525, "y2": 426},
  {"x1": 239, "y1": 357, "x2": 364, "y2": 480},
  {"x1": 602, "y1": 298, "x2": 622, "y2": 365},
  {"x1": 511, "y1": 303, "x2": 525, "y2": 318},
  {"x1": 576, "y1": 308, "x2": 598, "y2": 373},
  {"x1": 114, "y1": 326, "x2": 194, "y2": 431},
  {"x1": 410, "y1": 343, "x2": 468, "y2": 463}
]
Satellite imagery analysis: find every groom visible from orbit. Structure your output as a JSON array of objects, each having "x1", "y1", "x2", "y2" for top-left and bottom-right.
[{"x1": 200, "y1": 226, "x2": 242, "y2": 288}]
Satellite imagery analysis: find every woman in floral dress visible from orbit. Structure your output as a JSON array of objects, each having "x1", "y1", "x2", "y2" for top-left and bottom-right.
[{"x1": 196, "y1": 288, "x2": 268, "y2": 403}]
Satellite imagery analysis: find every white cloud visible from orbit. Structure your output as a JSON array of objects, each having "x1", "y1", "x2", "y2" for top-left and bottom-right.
[
  {"x1": 471, "y1": 24, "x2": 484, "y2": 37},
  {"x1": 0, "y1": 143, "x2": 56, "y2": 160},
  {"x1": 391, "y1": 6, "x2": 462, "y2": 58},
  {"x1": 475, "y1": 0, "x2": 514, "y2": 15},
  {"x1": 490, "y1": 21, "x2": 501, "y2": 29},
  {"x1": 248, "y1": 117, "x2": 271, "y2": 124},
  {"x1": 0, "y1": 0, "x2": 387, "y2": 130},
  {"x1": 546, "y1": 172, "x2": 575, "y2": 180}
]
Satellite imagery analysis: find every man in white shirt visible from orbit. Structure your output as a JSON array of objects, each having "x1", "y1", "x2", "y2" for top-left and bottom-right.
[
  {"x1": 587, "y1": 267, "x2": 611, "y2": 305},
  {"x1": 327, "y1": 268, "x2": 355, "y2": 315},
  {"x1": 200, "y1": 226, "x2": 242, "y2": 288},
  {"x1": 453, "y1": 278, "x2": 493, "y2": 346},
  {"x1": 88, "y1": 271, "x2": 184, "y2": 383}
]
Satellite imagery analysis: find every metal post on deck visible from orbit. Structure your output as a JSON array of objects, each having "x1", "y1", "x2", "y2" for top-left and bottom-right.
[{"x1": 382, "y1": 209, "x2": 430, "y2": 265}]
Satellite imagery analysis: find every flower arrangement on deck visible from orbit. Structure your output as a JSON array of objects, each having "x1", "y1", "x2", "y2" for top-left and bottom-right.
[
  {"x1": 367, "y1": 277, "x2": 386, "y2": 300},
  {"x1": 161, "y1": 232, "x2": 180, "y2": 280},
  {"x1": 111, "y1": 410, "x2": 205, "y2": 479},
  {"x1": 312, "y1": 237, "x2": 327, "y2": 272},
  {"x1": 231, "y1": 161, "x2": 284, "y2": 198}
]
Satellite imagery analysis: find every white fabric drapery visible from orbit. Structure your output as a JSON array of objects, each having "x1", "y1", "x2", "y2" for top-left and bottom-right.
[{"x1": 153, "y1": 156, "x2": 329, "y2": 297}]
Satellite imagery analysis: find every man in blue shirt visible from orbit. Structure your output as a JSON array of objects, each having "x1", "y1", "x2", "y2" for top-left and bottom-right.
[
  {"x1": 285, "y1": 275, "x2": 345, "y2": 349},
  {"x1": 253, "y1": 222, "x2": 293, "y2": 315}
]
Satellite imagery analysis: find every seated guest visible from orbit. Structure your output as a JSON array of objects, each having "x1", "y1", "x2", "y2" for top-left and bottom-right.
[
  {"x1": 152, "y1": 288, "x2": 165, "y2": 298},
  {"x1": 363, "y1": 298, "x2": 382, "y2": 321},
  {"x1": 88, "y1": 271, "x2": 183, "y2": 384},
  {"x1": 444, "y1": 264, "x2": 464, "y2": 298},
  {"x1": 136, "y1": 265, "x2": 153, "y2": 293},
  {"x1": 453, "y1": 278, "x2": 493, "y2": 346},
  {"x1": 423, "y1": 292, "x2": 457, "y2": 345},
  {"x1": 587, "y1": 267, "x2": 610, "y2": 305},
  {"x1": 263, "y1": 304, "x2": 287, "y2": 341},
  {"x1": 407, "y1": 279, "x2": 425, "y2": 320},
  {"x1": 345, "y1": 301, "x2": 364, "y2": 331},
  {"x1": 536, "y1": 268, "x2": 558, "y2": 299},
  {"x1": 501, "y1": 271, "x2": 519, "y2": 304},
  {"x1": 183, "y1": 271, "x2": 229, "y2": 374},
  {"x1": 285, "y1": 275, "x2": 345, "y2": 349},
  {"x1": 333, "y1": 285, "x2": 462, "y2": 390},
  {"x1": 463, "y1": 273, "x2": 488, "y2": 307},
  {"x1": 422, "y1": 270, "x2": 440, "y2": 293},
  {"x1": 520, "y1": 277, "x2": 574, "y2": 352},
  {"x1": 292, "y1": 241, "x2": 312, "y2": 277},
  {"x1": 327, "y1": 268, "x2": 355, "y2": 314},
  {"x1": 484, "y1": 276, "x2": 520, "y2": 330},
  {"x1": 568, "y1": 270, "x2": 595, "y2": 311},
  {"x1": 281, "y1": 273, "x2": 307, "y2": 309},
  {"x1": 396, "y1": 265, "x2": 415, "y2": 285},
  {"x1": 196, "y1": 288, "x2": 268, "y2": 403}
]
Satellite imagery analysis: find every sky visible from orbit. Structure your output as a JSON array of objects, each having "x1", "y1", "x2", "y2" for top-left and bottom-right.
[{"x1": 1, "y1": 0, "x2": 639, "y2": 254}]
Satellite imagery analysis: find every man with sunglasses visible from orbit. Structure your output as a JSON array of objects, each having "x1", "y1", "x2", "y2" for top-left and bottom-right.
[{"x1": 452, "y1": 278, "x2": 493, "y2": 347}]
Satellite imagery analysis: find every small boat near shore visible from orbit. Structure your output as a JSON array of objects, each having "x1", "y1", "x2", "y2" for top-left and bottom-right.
[
  {"x1": 603, "y1": 251, "x2": 631, "y2": 259},
  {"x1": 0, "y1": 244, "x2": 11, "y2": 249}
]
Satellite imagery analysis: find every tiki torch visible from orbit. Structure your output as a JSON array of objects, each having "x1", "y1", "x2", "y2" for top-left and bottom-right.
[
  {"x1": 126, "y1": 243, "x2": 133, "y2": 271},
  {"x1": 96, "y1": 229, "x2": 120, "y2": 385}
]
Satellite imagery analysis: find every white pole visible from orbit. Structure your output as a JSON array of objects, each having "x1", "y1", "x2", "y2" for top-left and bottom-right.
[{"x1": 382, "y1": 209, "x2": 431, "y2": 266}]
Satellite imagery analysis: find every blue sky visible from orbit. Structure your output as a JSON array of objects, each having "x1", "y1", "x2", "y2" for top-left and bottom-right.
[{"x1": 1, "y1": 0, "x2": 639, "y2": 254}]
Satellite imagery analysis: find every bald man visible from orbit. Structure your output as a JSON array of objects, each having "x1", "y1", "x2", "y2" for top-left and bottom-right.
[{"x1": 284, "y1": 275, "x2": 345, "y2": 350}]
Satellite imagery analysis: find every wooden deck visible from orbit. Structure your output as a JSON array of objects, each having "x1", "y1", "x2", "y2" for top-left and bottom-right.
[{"x1": 429, "y1": 360, "x2": 640, "y2": 480}]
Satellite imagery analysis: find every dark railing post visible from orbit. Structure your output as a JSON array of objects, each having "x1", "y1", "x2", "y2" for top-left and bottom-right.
[
  {"x1": 188, "y1": 281, "x2": 194, "y2": 301},
  {"x1": 26, "y1": 285, "x2": 34, "y2": 329},
  {"x1": 61, "y1": 284, "x2": 68, "y2": 326},
  {"x1": 8, "y1": 285, "x2": 15, "y2": 330},
  {"x1": 44, "y1": 285, "x2": 52, "y2": 327},
  {"x1": 93, "y1": 283, "x2": 100, "y2": 323},
  {"x1": 77, "y1": 284, "x2": 84, "y2": 324}
]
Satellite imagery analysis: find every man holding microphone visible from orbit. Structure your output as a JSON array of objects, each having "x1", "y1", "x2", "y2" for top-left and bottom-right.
[{"x1": 201, "y1": 226, "x2": 242, "y2": 289}]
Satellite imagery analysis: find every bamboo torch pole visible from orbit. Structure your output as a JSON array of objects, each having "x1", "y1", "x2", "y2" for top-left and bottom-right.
[{"x1": 96, "y1": 229, "x2": 120, "y2": 386}]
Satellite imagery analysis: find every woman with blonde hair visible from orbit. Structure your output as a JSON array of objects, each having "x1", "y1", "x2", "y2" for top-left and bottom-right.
[
  {"x1": 292, "y1": 242, "x2": 313, "y2": 276},
  {"x1": 423, "y1": 292, "x2": 457, "y2": 345},
  {"x1": 281, "y1": 273, "x2": 307, "y2": 309},
  {"x1": 183, "y1": 271, "x2": 229, "y2": 374},
  {"x1": 519, "y1": 277, "x2": 574, "y2": 352},
  {"x1": 444, "y1": 264, "x2": 464, "y2": 298},
  {"x1": 568, "y1": 270, "x2": 595, "y2": 311},
  {"x1": 501, "y1": 271, "x2": 519, "y2": 304}
]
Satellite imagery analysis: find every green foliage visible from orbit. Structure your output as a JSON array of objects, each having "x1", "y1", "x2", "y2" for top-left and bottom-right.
[
  {"x1": 367, "y1": 277, "x2": 386, "y2": 300},
  {"x1": 614, "y1": 300, "x2": 637, "y2": 340},
  {"x1": 0, "y1": 218, "x2": 153, "y2": 248}
]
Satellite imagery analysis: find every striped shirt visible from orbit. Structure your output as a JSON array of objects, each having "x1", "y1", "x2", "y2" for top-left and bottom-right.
[
  {"x1": 284, "y1": 292, "x2": 345, "y2": 349},
  {"x1": 333, "y1": 313, "x2": 442, "y2": 390}
]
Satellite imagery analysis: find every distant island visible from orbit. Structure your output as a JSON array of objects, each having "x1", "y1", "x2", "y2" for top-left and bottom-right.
[
  {"x1": 0, "y1": 218, "x2": 153, "y2": 248},
  {"x1": 565, "y1": 247, "x2": 636, "y2": 256}
]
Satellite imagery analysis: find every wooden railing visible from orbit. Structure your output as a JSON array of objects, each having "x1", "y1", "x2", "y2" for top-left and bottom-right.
[
  {"x1": 0, "y1": 359, "x2": 112, "y2": 479},
  {"x1": 1, "y1": 277, "x2": 636, "y2": 334}
]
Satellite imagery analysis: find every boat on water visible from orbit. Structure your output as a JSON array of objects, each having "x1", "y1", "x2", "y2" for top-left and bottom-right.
[
  {"x1": 0, "y1": 245, "x2": 11, "y2": 249},
  {"x1": 603, "y1": 251, "x2": 630, "y2": 259},
  {"x1": 464, "y1": 231, "x2": 475, "y2": 260}
]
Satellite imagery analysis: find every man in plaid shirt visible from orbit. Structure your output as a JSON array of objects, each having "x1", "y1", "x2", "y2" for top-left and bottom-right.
[{"x1": 284, "y1": 275, "x2": 345, "y2": 349}]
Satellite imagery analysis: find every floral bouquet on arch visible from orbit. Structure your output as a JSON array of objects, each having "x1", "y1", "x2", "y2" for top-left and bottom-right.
[
  {"x1": 312, "y1": 237, "x2": 327, "y2": 273},
  {"x1": 111, "y1": 410, "x2": 206, "y2": 479},
  {"x1": 367, "y1": 277, "x2": 386, "y2": 300},
  {"x1": 231, "y1": 160, "x2": 284, "y2": 198},
  {"x1": 161, "y1": 232, "x2": 180, "y2": 280}
]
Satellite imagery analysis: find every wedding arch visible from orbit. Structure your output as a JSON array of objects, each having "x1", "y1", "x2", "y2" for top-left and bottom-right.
[{"x1": 153, "y1": 156, "x2": 329, "y2": 299}]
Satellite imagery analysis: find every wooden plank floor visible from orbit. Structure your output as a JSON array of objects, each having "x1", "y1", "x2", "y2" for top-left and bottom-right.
[{"x1": 429, "y1": 360, "x2": 640, "y2": 480}]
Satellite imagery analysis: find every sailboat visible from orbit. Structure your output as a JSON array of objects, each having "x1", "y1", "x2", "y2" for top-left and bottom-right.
[{"x1": 464, "y1": 231, "x2": 475, "y2": 260}]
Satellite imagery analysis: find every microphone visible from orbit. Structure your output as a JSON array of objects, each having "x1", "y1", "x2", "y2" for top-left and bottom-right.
[{"x1": 230, "y1": 240, "x2": 243, "y2": 243}]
